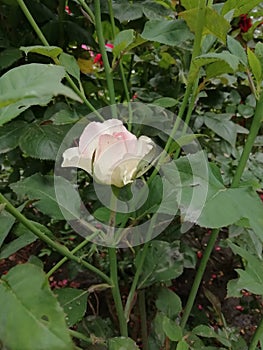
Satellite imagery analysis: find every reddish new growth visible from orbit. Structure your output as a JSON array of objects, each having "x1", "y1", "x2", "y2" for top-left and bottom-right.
[
  {"x1": 65, "y1": 5, "x2": 72, "y2": 15},
  {"x1": 93, "y1": 43, "x2": 114, "y2": 67},
  {"x1": 239, "y1": 14, "x2": 252, "y2": 33},
  {"x1": 94, "y1": 53, "x2": 103, "y2": 67}
]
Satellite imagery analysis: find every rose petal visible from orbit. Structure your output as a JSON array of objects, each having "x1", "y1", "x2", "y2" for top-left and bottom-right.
[
  {"x1": 93, "y1": 137, "x2": 155, "y2": 187},
  {"x1": 62, "y1": 147, "x2": 92, "y2": 174},
  {"x1": 79, "y1": 119, "x2": 131, "y2": 158},
  {"x1": 95, "y1": 132, "x2": 137, "y2": 161}
]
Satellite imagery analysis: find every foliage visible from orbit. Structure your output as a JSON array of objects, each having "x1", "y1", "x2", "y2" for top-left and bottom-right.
[{"x1": 0, "y1": 0, "x2": 263, "y2": 349}]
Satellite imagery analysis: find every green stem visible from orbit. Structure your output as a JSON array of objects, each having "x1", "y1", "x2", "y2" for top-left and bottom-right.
[
  {"x1": 76, "y1": 0, "x2": 95, "y2": 23},
  {"x1": 249, "y1": 317, "x2": 263, "y2": 350},
  {"x1": 94, "y1": 0, "x2": 117, "y2": 112},
  {"x1": 107, "y1": 0, "x2": 116, "y2": 36},
  {"x1": 180, "y1": 91, "x2": 263, "y2": 331},
  {"x1": 232, "y1": 91, "x2": 263, "y2": 187},
  {"x1": 180, "y1": 228, "x2": 219, "y2": 329},
  {"x1": 46, "y1": 236, "x2": 95, "y2": 278},
  {"x1": 174, "y1": 79, "x2": 199, "y2": 159},
  {"x1": 108, "y1": 247, "x2": 128, "y2": 336},
  {"x1": 121, "y1": 7, "x2": 206, "y2": 308},
  {"x1": 17, "y1": 0, "x2": 49, "y2": 45},
  {"x1": 124, "y1": 242, "x2": 149, "y2": 320},
  {"x1": 148, "y1": 0, "x2": 207, "y2": 182},
  {"x1": 118, "y1": 0, "x2": 208, "y2": 325},
  {"x1": 0, "y1": 193, "x2": 111, "y2": 285},
  {"x1": 107, "y1": 0, "x2": 133, "y2": 128},
  {"x1": 138, "y1": 290, "x2": 149, "y2": 350},
  {"x1": 17, "y1": 0, "x2": 103, "y2": 120},
  {"x1": 58, "y1": 0, "x2": 66, "y2": 47},
  {"x1": 69, "y1": 329, "x2": 100, "y2": 345}
]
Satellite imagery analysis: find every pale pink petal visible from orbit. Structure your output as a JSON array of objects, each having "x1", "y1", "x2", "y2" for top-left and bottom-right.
[
  {"x1": 136, "y1": 136, "x2": 155, "y2": 158},
  {"x1": 62, "y1": 147, "x2": 92, "y2": 174},
  {"x1": 95, "y1": 134, "x2": 119, "y2": 160},
  {"x1": 79, "y1": 119, "x2": 131, "y2": 158},
  {"x1": 93, "y1": 137, "x2": 155, "y2": 187}
]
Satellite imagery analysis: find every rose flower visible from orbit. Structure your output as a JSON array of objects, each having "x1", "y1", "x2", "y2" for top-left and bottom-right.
[{"x1": 62, "y1": 119, "x2": 155, "y2": 187}]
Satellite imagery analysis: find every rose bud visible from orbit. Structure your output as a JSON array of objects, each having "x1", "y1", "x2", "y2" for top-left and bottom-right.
[{"x1": 62, "y1": 119, "x2": 155, "y2": 188}]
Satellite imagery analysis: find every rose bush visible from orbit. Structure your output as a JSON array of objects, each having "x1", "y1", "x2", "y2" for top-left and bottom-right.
[{"x1": 62, "y1": 119, "x2": 155, "y2": 187}]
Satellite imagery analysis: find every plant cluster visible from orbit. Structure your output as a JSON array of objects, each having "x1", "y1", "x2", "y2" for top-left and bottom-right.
[{"x1": 0, "y1": 1, "x2": 263, "y2": 350}]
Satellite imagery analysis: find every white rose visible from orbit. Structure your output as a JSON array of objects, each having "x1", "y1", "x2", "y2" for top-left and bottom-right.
[{"x1": 62, "y1": 119, "x2": 155, "y2": 187}]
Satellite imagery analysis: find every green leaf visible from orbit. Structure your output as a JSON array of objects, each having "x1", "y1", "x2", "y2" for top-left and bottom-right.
[
  {"x1": 222, "y1": 0, "x2": 263, "y2": 17},
  {"x1": 0, "y1": 263, "x2": 74, "y2": 350},
  {"x1": 0, "y1": 210, "x2": 15, "y2": 248},
  {"x1": 113, "y1": 29, "x2": 134, "y2": 57},
  {"x1": 169, "y1": 134, "x2": 205, "y2": 153},
  {"x1": 44, "y1": 102, "x2": 79, "y2": 125},
  {"x1": 20, "y1": 45, "x2": 63, "y2": 59},
  {"x1": 0, "y1": 48, "x2": 22, "y2": 70},
  {"x1": 84, "y1": 316, "x2": 114, "y2": 339},
  {"x1": 109, "y1": 337, "x2": 140, "y2": 349},
  {"x1": 0, "y1": 63, "x2": 82, "y2": 125},
  {"x1": 19, "y1": 122, "x2": 70, "y2": 160},
  {"x1": 180, "y1": 7, "x2": 230, "y2": 43},
  {"x1": 193, "y1": 324, "x2": 218, "y2": 338},
  {"x1": 125, "y1": 35, "x2": 148, "y2": 52},
  {"x1": 93, "y1": 207, "x2": 129, "y2": 226},
  {"x1": 155, "y1": 288, "x2": 182, "y2": 319},
  {"x1": 55, "y1": 288, "x2": 88, "y2": 327},
  {"x1": 10, "y1": 174, "x2": 81, "y2": 221},
  {"x1": 135, "y1": 175, "x2": 163, "y2": 217},
  {"x1": 237, "y1": 104, "x2": 254, "y2": 118},
  {"x1": 162, "y1": 316, "x2": 182, "y2": 342},
  {"x1": 0, "y1": 120, "x2": 27, "y2": 153},
  {"x1": 0, "y1": 221, "x2": 51, "y2": 259},
  {"x1": 193, "y1": 323, "x2": 231, "y2": 347},
  {"x1": 191, "y1": 51, "x2": 240, "y2": 82},
  {"x1": 227, "y1": 35, "x2": 247, "y2": 66},
  {"x1": 255, "y1": 42, "x2": 263, "y2": 73},
  {"x1": 180, "y1": 0, "x2": 199, "y2": 9},
  {"x1": 162, "y1": 152, "x2": 263, "y2": 241},
  {"x1": 141, "y1": 19, "x2": 193, "y2": 46},
  {"x1": 247, "y1": 47, "x2": 262, "y2": 86},
  {"x1": 112, "y1": 2, "x2": 143, "y2": 23},
  {"x1": 153, "y1": 97, "x2": 178, "y2": 108},
  {"x1": 59, "y1": 52, "x2": 80, "y2": 82},
  {"x1": 176, "y1": 339, "x2": 189, "y2": 350},
  {"x1": 227, "y1": 241, "x2": 263, "y2": 297},
  {"x1": 0, "y1": 203, "x2": 26, "y2": 248},
  {"x1": 136, "y1": 240, "x2": 184, "y2": 288},
  {"x1": 142, "y1": 1, "x2": 171, "y2": 20},
  {"x1": 0, "y1": 231, "x2": 36, "y2": 259},
  {"x1": 194, "y1": 51, "x2": 240, "y2": 71},
  {"x1": 198, "y1": 187, "x2": 263, "y2": 240},
  {"x1": 204, "y1": 113, "x2": 237, "y2": 147}
]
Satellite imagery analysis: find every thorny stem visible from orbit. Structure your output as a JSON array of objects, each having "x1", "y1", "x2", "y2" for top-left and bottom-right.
[
  {"x1": 0, "y1": 193, "x2": 112, "y2": 285},
  {"x1": 76, "y1": 0, "x2": 95, "y2": 23},
  {"x1": 69, "y1": 329, "x2": 106, "y2": 345},
  {"x1": 181, "y1": 90, "x2": 263, "y2": 331},
  {"x1": 249, "y1": 315, "x2": 263, "y2": 350},
  {"x1": 180, "y1": 228, "x2": 219, "y2": 329},
  {"x1": 16, "y1": 0, "x2": 104, "y2": 121},
  {"x1": 122, "y1": 0, "x2": 207, "y2": 326},
  {"x1": 46, "y1": 235, "x2": 97, "y2": 278},
  {"x1": 148, "y1": 0, "x2": 207, "y2": 183},
  {"x1": 108, "y1": 248, "x2": 128, "y2": 336},
  {"x1": 138, "y1": 290, "x2": 149, "y2": 350},
  {"x1": 124, "y1": 242, "x2": 150, "y2": 321},
  {"x1": 107, "y1": 0, "x2": 133, "y2": 129},
  {"x1": 94, "y1": 0, "x2": 117, "y2": 115},
  {"x1": 107, "y1": 192, "x2": 128, "y2": 336}
]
